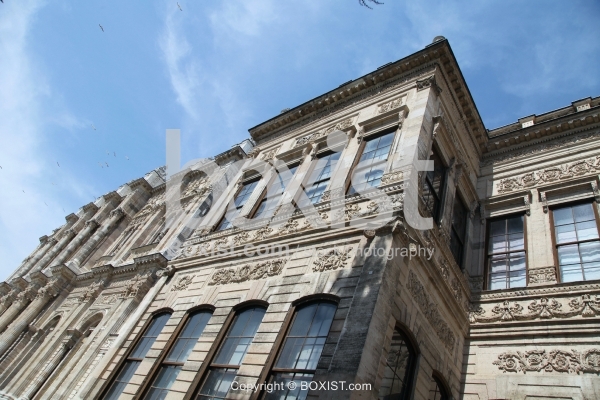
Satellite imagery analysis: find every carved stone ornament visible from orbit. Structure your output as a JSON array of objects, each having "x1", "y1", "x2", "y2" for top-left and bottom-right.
[
  {"x1": 293, "y1": 117, "x2": 354, "y2": 148},
  {"x1": 170, "y1": 275, "x2": 195, "y2": 291},
  {"x1": 406, "y1": 270, "x2": 456, "y2": 351},
  {"x1": 381, "y1": 170, "x2": 403, "y2": 186},
  {"x1": 312, "y1": 248, "x2": 352, "y2": 272},
  {"x1": 528, "y1": 267, "x2": 557, "y2": 284},
  {"x1": 109, "y1": 207, "x2": 125, "y2": 220},
  {"x1": 253, "y1": 226, "x2": 273, "y2": 241},
  {"x1": 119, "y1": 272, "x2": 153, "y2": 299},
  {"x1": 181, "y1": 176, "x2": 210, "y2": 199},
  {"x1": 469, "y1": 294, "x2": 600, "y2": 323},
  {"x1": 416, "y1": 75, "x2": 441, "y2": 94},
  {"x1": 494, "y1": 348, "x2": 600, "y2": 374},
  {"x1": 156, "y1": 265, "x2": 175, "y2": 277},
  {"x1": 496, "y1": 156, "x2": 600, "y2": 194},
  {"x1": 208, "y1": 259, "x2": 285, "y2": 286},
  {"x1": 378, "y1": 97, "x2": 404, "y2": 114},
  {"x1": 278, "y1": 218, "x2": 300, "y2": 235}
]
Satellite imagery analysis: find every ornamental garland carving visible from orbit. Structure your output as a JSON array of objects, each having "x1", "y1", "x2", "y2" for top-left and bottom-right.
[
  {"x1": 208, "y1": 259, "x2": 285, "y2": 285},
  {"x1": 406, "y1": 270, "x2": 456, "y2": 351},
  {"x1": 469, "y1": 294, "x2": 600, "y2": 323},
  {"x1": 497, "y1": 156, "x2": 600, "y2": 193},
  {"x1": 294, "y1": 118, "x2": 354, "y2": 148},
  {"x1": 494, "y1": 348, "x2": 600, "y2": 374},
  {"x1": 312, "y1": 248, "x2": 353, "y2": 272},
  {"x1": 170, "y1": 275, "x2": 195, "y2": 292}
]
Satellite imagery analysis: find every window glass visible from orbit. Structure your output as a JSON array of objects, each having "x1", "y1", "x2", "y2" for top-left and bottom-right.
[
  {"x1": 254, "y1": 165, "x2": 298, "y2": 219},
  {"x1": 301, "y1": 152, "x2": 341, "y2": 205},
  {"x1": 422, "y1": 148, "x2": 446, "y2": 220},
  {"x1": 349, "y1": 131, "x2": 395, "y2": 194},
  {"x1": 486, "y1": 216, "x2": 526, "y2": 290},
  {"x1": 450, "y1": 198, "x2": 468, "y2": 267},
  {"x1": 217, "y1": 180, "x2": 260, "y2": 231},
  {"x1": 378, "y1": 330, "x2": 416, "y2": 400}
]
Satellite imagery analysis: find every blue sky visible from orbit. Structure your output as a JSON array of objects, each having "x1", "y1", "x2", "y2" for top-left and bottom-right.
[{"x1": 0, "y1": 0, "x2": 599, "y2": 281}]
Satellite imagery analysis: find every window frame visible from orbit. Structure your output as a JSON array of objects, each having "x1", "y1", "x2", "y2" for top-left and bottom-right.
[
  {"x1": 299, "y1": 150, "x2": 342, "y2": 206},
  {"x1": 483, "y1": 213, "x2": 528, "y2": 291},
  {"x1": 430, "y1": 371, "x2": 451, "y2": 400},
  {"x1": 346, "y1": 127, "x2": 398, "y2": 195},
  {"x1": 100, "y1": 309, "x2": 173, "y2": 400},
  {"x1": 549, "y1": 200, "x2": 600, "y2": 284},
  {"x1": 450, "y1": 193, "x2": 469, "y2": 269},
  {"x1": 136, "y1": 306, "x2": 215, "y2": 400},
  {"x1": 422, "y1": 145, "x2": 448, "y2": 223},
  {"x1": 215, "y1": 177, "x2": 261, "y2": 231},
  {"x1": 377, "y1": 325, "x2": 420, "y2": 400},
  {"x1": 187, "y1": 300, "x2": 268, "y2": 400},
  {"x1": 250, "y1": 162, "x2": 300, "y2": 220}
]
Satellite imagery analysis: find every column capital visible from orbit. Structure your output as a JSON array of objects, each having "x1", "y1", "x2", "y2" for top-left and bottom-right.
[
  {"x1": 108, "y1": 207, "x2": 125, "y2": 220},
  {"x1": 85, "y1": 218, "x2": 99, "y2": 228},
  {"x1": 60, "y1": 228, "x2": 77, "y2": 239},
  {"x1": 39, "y1": 235, "x2": 49, "y2": 244}
]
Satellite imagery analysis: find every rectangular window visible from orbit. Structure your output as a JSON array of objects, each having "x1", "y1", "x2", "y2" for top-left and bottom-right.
[
  {"x1": 348, "y1": 130, "x2": 395, "y2": 194},
  {"x1": 253, "y1": 165, "x2": 299, "y2": 219},
  {"x1": 486, "y1": 215, "x2": 526, "y2": 290},
  {"x1": 450, "y1": 198, "x2": 468, "y2": 268},
  {"x1": 216, "y1": 180, "x2": 260, "y2": 231},
  {"x1": 422, "y1": 148, "x2": 446, "y2": 221},
  {"x1": 300, "y1": 152, "x2": 341, "y2": 206},
  {"x1": 552, "y1": 202, "x2": 600, "y2": 282}
]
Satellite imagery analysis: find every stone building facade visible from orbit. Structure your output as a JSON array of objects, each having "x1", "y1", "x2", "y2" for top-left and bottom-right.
[{"x1": 0, "y1": 37, "x2": 599, "y2": 400}]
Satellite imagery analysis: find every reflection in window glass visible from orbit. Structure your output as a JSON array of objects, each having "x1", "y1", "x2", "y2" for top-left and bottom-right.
[
  {"x1": 301, "y1": 152, "x2": 341, "y2": 205},
  {"x1": 553, "y1": 203, "x2": 600, "y2": 282},
  {"x1": 103, "y1": 313, "x2": 171, "y2": 400},
  {"x1": 349, "y1": 130, "x2": 395, "y2": 194},
  {"x1": 196, "y1": 307, "x2": 266, "y2": 400},
  {"x1": 487, "y1": 215, "x2": 526, "y2": 290},
  {"x1": 264, "y1": 302, "x2": 337, "y2": 400},
  {"x1": 217, "y1": 180, "x2": 260, "y2": 231},
  {"x1": 254, "y1": 165, "x2": 298, "y2": 219},
  {"x1": 378, "y1": 330, "x2": 417, "y2": 400}
]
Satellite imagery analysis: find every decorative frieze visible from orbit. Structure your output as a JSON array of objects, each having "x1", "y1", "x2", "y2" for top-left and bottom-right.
[
  {"x1": 208, "y1": 259, "x2": 286, "y2": 285},
  {"x1": 312, "y1": 248, "x2": 353, "y2": 272},
  {"x1": 294, "y1": 117, "x2": 354, "y2": 148},
  {"x1": 469, "y1": 294, "x2": 600, "y2": 323},
  {"x1": 406, "y1": 270, "x2": 456, "y2": 351},
  {"x1": 170, "y1": 275, "x2": 195, "y2": 291},
  {"x1": 381, "y1": 170, "x2": 403, "y2": 186},
  {"x1": 529, "y1": 267, "x2": 557, "y2": 284},
  {"x1": 496, "y1": 156, "x2": 600, "y2": 193},
  {"x1": 494, "y1": 348, "x2": 600, "y2": 374},
  {"x1": 378, "y1": 97, "x2": 404, "y2": 114}
]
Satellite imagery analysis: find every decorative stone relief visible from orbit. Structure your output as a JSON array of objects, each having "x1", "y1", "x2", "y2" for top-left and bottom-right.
[
  {"x1": 170, "y1": 275, "x2": 195, "y2": 292},
  {"x1": 416, "y1": 75, "x2": 441, "y2": 94},
  {"x1": 497, "y1": 156, "x2": 600, "y2": 193},
  {"x1": 529, "y1": 267, "x2": 557, "y2": 284},
  {"x1": 253, "y1": 226, "x2": 273, "y2": 241},
  {"x1": 469, "y1": 294, "x2": 600, "y2": 323},
  {"x1": 494, "y1": 348, "x2": 600, "y2": 374},
  {"x1": 278, "y1": 218, "x2": 300, "y2": 235},
  {"x1": 181, "y1": 176, "x2": 210, "y2": 199},
  {"x1": 378, "y1": 97, "x2": 404, "y2": 114},
  {"x1": 208, "y1": 259, "x2": 286, "y2": 285},
  {"x1": 232, "y1": 231, "x2": 251, "y2": 246},
  {"x1": 406, "y1": 270, "x2": 456, "y2": 351},
  {"x1": 294, "y1": 117, "x2": 354, "y2": 148},
  {"x1": 381, "y1": 170, "x2": 403, "y2": 186},
  {"x1": 312, "y1": 248, "x2": 353, "y2": 272}
]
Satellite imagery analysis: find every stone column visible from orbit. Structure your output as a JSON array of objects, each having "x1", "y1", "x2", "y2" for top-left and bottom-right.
[
  {"x1": 18, "y1": 329, "x2": 82, "y2": 400},
  {"x1": 27, "y1": 229, "x2": 77, "y2": 275},
  {"x1": 68, "y1": 208, "x2": 125, "y2": 268},
  {"x1": 49, "y1": 220, "x2": 99, "y2": 268},
  {"x1": 0, "y1": 281, "x2": 59, "y2": 357},
  {"x1": 0, "y1": 290, "x2": 18, "y2": 317},
  {"x1": 0, "y1": 286, "x2": 37, "y2": 334},
  {"x1": 15, "y1": 238, "x2": 57, "y2": 277}
]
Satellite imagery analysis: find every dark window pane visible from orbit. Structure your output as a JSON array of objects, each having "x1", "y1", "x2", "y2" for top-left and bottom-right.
[
  {"x1": 103, "y1": 361, "x2": 141, "y2": 400},
  {"x1": 197, "y1": 368, "x2": 237, "y2": 400},
  {"x1": 378, "y1": 330, "x2": 415, "y2": 400},
  {"x1": 147, "y1": 365, "x2": 182, "y2": 400},
  {"x1": 264, "y1": 372, "x2": 313, "y2": 400},
  {"x1": 130, "y1": 313, "x2": 170, "y2": 359},
  {"x1": 507, "y1": 216, "x2": 524, "y2": 234}
]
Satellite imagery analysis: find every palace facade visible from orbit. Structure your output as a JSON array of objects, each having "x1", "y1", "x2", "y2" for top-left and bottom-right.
[{"x1": 0, "y1": 37, "x2": 599, "y2": 400}]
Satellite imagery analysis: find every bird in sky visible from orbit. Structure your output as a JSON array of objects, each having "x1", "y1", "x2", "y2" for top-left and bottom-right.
[
  {"x1": 99, "y1": 24, "x2": 104, "y2": 32},
  {"x1": 57, "y1": 162, "x2": 60, "y2": 167},
  {"x1": 0, "y1": 166, "x2": 2, "y2": 169},
  {"x1": 22, "y1": 190, "x2": 25, "y2": 193},
  {"x1": 177, "y1": 2, "x2": 182, "y2": 11},
  {"x1": 52, "y1": 182, "x2": 56, "y2": 185},
  {"x1": 114, "y1": 151, "x2": 116, "y2": 157},
  {"x1": 105, "y1": 162, "x2": 109, "y2": 167},
  {"x1": 91, "y1": 124, "x2": 96, "y2": 130},
  {"x1": 125, "y1": 156, "x2": 129, "y2": 160},
  {"x1": 44, "y1": 202, "x2": 48, "y2": 206}
]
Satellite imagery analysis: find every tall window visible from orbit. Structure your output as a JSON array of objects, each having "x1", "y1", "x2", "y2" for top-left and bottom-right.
[
  {"x1": 422, "y1": 148, "x2": 446, "y2": 221},
  {"x1": 103, "y1": 313, "x2": 171, "y2": 400},
  {"x1": 301, "y1": 152, "x2": 341, "y2": 205},
  {"x1": 378, "y1": 329, "x2": 417, "y2": 400},
  {"x1": 450, "y1": 198, "x2": 468, "y2": 268},
  {"x1": 429, "y1": 375, "x2": 450, "y2": 400},
  {"x1": 487, "y1": 215, "x2": 526, "y2": 290},
  {"x1": 263, "y1": 302, "x2": 337, "y2": 400},
  {"x1": 253, "y1": 165, "x2": 299, "y2": 219},
  {"x1": 552, "y1": 202, "x2": 600, "y2": 282},
  {"x1": 145, "y1": 311, "x2": 212, "y2": 400},
  {"x1": 195, "y1": 306, "x2": 266, "y2": 400},
  {"x1": 216, "y1": 180, "x2": 260, "y2": 231},
  {"x1": 349, "y1": 130, "x2": 395, "y2": 194}
]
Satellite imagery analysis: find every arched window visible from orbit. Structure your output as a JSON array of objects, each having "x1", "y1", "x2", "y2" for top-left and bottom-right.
[
  {"x1": 378, "y1": 328, "x2": 417, "y2": 400},
  {"x1": 429, "y1": 374, "x2": 450, "y2": 400},
  {"x1": 194, "y1": 306, "x2": 266, "y2": 399},
  {"x1": 102, "y1": 312, "x2": 171, "y2": 400},
  {"x1": 263, "y1": 301, "x2": 337, "y2": 400},
  {"x1": 145, "y1": 310, "x2": 212, "y2": 399}
]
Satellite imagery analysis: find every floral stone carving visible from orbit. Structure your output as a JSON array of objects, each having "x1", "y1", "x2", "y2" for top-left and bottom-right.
[
  {"x1": 208, "y1": 259, "x2": 285, "y2": 286},
  {"x1": 312, "y1": 248, "x2": 352, "y2": 272},
  {"x1": 494, "y1": 348, "x2": 600, "y2": 374}
]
